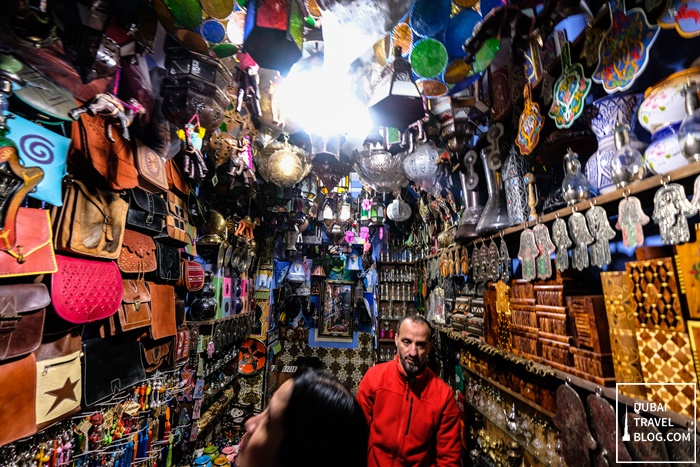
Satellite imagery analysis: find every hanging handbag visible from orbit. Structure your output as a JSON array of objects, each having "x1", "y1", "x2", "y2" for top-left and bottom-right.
[
  {"x1": 166, "y1": 158, "x2": 189, "y2": 196},
  {"x1": 148, "y1": 283, "x2": 176, "y2": 340},
  {"x1": 161, "y1": 191, "x2": 190, "y2": 246},
  {"x1": 11, "y1": 112, "x2": 70, "y2": 206},
  {"x1": 0, "y1": 353, "x2": 37, "y2": 445},
  {"x1": 170, "y1": 326, "x2": 190, "y2": 365},
  {"x1": 117, "y1": 229, "x2": 157, "y2": 273},
  {"x1": 34, "y1": 327, "x2": 82, "y2": 430},
  {"x1": 152, "y1": 241, "x2": 182, "y2": 283},
  {"x1": 140, "y1": 335, "x2": 172, "y2": 373},
  {"x1": 55, "y1": 180, "x2": 128, "y2": 259},
  {"x1": 134, "y1": 139, "x2": 168, "y2": 192},
  {"x1": 117, "y1": 279, "x2": 152, "y2": 332},
  {"x1": 51, "y1": 254, "x2": 122, "y2": 324},
  {"x1": 0, "y1": 284, "x2": 50, "y2": 361},
  {"x1": 0, "y1": 141, "x2": 44, "y2": 250},
  {"x1": 0, "y1": 208, "x2": 58, "y2": 278},
  {"x1": 125, "y1": 187, "x2": 168, "y2": 234},
  {"x1": 82, "y1": 337, "x2": 146, "y2": 406},
  {"x1": 176, "y1": 259, "x2": 205, "y2": 292}
]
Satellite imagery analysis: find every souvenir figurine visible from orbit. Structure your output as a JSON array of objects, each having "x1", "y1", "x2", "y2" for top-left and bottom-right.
[{"x1": 533, "y1": 223, "x2": 555, "y2": 279}]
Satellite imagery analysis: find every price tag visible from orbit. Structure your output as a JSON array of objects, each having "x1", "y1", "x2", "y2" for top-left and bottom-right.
[
  {"x1": 103, "y1": 410, "x2": 114, "y2": 428},
  {"x1": 77, "y1": 418, "x2": 92, "y2": 436}
]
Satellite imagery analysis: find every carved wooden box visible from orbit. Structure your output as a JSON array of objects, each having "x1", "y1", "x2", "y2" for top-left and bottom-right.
[{"x1": 566, "y1": 295, "x2": 610, "y2": 354}]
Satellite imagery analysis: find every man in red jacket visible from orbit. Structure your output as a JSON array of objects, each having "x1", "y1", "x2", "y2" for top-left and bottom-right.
[{"x1": 357, "y1": 315, "x2": 462, "y2": 467}]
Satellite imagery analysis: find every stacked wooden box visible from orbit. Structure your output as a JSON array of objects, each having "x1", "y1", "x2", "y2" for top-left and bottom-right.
[
  {"x1": 509, "y1": 280, "x2": 540, "y2": 361},
  {"x1": 535, "y1": 283, "x2": 573, "y2": 371}
]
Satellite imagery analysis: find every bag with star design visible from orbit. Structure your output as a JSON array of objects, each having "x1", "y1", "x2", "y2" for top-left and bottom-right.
[{"x1": 34, "y1": 327, "x2": 82, "y2": 429}]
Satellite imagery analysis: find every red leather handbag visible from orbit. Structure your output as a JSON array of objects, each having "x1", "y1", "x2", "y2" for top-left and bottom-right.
[
  {"x1": 51, "y1": 255, "x2": 122, "y2": 324},
  {"x1": 176, "y1": 259, "x2": 205, "y2": 292},
  {"x1": 0, "y1": 208, "x2": 58, "y2": 278}
]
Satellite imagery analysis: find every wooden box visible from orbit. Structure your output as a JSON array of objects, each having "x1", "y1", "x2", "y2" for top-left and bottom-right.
[
  {"x1": 539, "y1": 335, "x2": 573, "y2": 369},
  {"x1": 567, "y1": 295, "x2": 610, "y2": 354},
  {"x1": 511, "y1": 327, "x2": 540, "y2": 360},
  {"x1": 626, "y1": 257, "x2": 686, "y2": 332},
  {"x1": 511, "y1": 279, "x2": 535, "y2": 300},
  {"x1": 511, "y1": 298, "x2": 538, "y2": 330},
  {"x1": 483, "y1": 287, "x2": 499, "y2": 347},
  {"x1": 535, "y1": 284, "x2": 565, "y2": 307},
  {"x1": 570, "y1": 347, "x2": 616, "y2": 385}
]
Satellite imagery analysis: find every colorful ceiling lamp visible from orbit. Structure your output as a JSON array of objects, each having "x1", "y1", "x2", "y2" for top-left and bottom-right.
[
  {"x1": 370, "y1": 194, "x2": 386, "y2": 226},
  {"x1": 368, "y1": 47, "x2": 425, "y2": 131},
  {"x1": 243, "y1": 0, "x2": 304, "y2": 75}
]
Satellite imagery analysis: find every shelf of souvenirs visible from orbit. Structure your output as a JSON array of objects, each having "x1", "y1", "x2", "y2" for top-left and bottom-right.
[
  {"x1": 188, "y1": 310, "x2": 252, "y2": 327},
  {"x1": 465, "y1": 399, "x2": 556, "y2": 467},
  {"x1": 423, "y1": 161, "x2": 700, "y2": 262},
  {"x1": 196, "y1": 384, "x2": 238, "y2": 436},
  {"x1": 444, "y1": 328, "x2": 700, "y2": 431}
]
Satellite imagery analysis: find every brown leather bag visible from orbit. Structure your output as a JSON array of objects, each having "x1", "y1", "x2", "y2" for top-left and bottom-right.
[
  {"x1": 0, "y1": 284, "x2": 50, "y2": 361},
  {"x1": 140, "y1": 335, "x2": 171, "y2": 373},
  {"x1": 117, "y1": 230, "x2": 157, "y2": 273},
  {"x1": 55, "y1": 180, "x2": 128, "y2": 259},
  {"x1": 0, "y1": 353, "x2": 37, "y2": 445},
  {"x1": 118, "y1": 280, "x2": 152, "y2": 332},
  {"x1": 134, "y1": 140, "x2": 168, "y2": 193},
  {"x1": 176, "y1": 259, "x2": 205, "y2": 292},
  {"x1": 162, "y1": 192, "x2": 190, "y2": 246},
  {"x1": 148, "y1": 283, "x2": 176, "y2": 340}
]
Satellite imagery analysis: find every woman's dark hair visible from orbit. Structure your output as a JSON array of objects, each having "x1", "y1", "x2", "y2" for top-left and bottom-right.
[{"x1": 277, "y1": 369, "x2": 368, "y2": 467}]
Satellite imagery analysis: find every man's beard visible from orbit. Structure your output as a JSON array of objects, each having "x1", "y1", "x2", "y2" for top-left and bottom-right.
[{"x1": 400, "y1": 354, "x2": 425, "y2": 376}]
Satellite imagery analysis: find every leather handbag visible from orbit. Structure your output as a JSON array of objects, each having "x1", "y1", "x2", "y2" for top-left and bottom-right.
[
  {"x1": 147, "y1": 283, "x2": 176, "y2": 340},
  {"x1": 51, "y1": 254, "x2": 122, "y2": 324},
  {"x1": 166, "y1": 158, "x2": 189, "y2": 196},
  {"x1": 0, "y1": 284, "x2": 50, "y2": 361},
  {"x1": 34, "y1": 328, "x2": 82, "y2": 429},
  {"x1": 117, "y1": 229, "x2": 157, "y2": 273},
  {"x1": 70, "y1": 112, "x2": 139, "y2": 191},
  {"x1": 161, "y1": 192, "x2": 190, "y2": 246},
  {"x1": 134, "y1": 140, "x2": 168, "y2": 193},
  {"x1": 152, "y1": 241, "x2": 182, "y2": 283},
  {"x1": 126, "y1": 187, "x2": 167, "y2": 234},
  {"x1": 0, "y1": 208, "x2": 58, "y2": 278},
  {"x1": 170, "y1": 326, "x2": 190, "y2": 365},
  {"x1": 11, "y1": 112, "x2": 70, "y2": 206},
  {"x1": 55, "y1": 180, "x2": 128, "y2": 259},
  {"x1": 176, "y1": 259, "x2": 205, "y2": 292},
  {"x1": 140, "y1": 336, "x2": 171, "y2": 373},
  {"x1": 82, "y1": 337, "x2": 146, "y2": 406},
  {"x1": 0, "y1": 143, "x2": 44, "y2": 250},
  {"x1": 0, "y1": 353, "x2": 37, "y2": 445},
  {"x1": 117, "y1": 279, "x2": 152, "y2": 332}
]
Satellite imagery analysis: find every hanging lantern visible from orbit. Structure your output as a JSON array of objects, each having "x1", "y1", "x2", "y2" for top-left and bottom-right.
[
  {"x1": 352, "y1": 143, "x2": 410, "y2": 193},
  {"x1": 368, "y1": 47, "x2": 425, "y2": 130},
  {"x1": 243, "y1": 0, "x2": 304, "y2": 75},
  {"x1": 267, "y1": 136, "x2": 311, "y2": 187},
  {"x1": 370, "y1": 195, "x2": 386, "y2": 226},
  {"x1": 320, "y1": 197, "x2": 336, "y2": 228},
  {"x1": 311, "y1": 264, "x2": 326, "y2": 278},
  {"x1": 284, "y1": 223, "x2": 300, "y2": 252},
  {"x1": 359, "y1": 190, "x2": 372, "y2": 221},
  {"x1": 338, "y1": 193, "x2": 354, "y2": 222},
  {"x1": 387, "y1": 196, "x2": 411, "y2": 222},
  {"x1": 403, "y1": 141, "x2": 441, "y2": 194}
]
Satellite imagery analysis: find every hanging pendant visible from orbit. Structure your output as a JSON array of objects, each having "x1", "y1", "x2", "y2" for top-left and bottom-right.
[
  {"x1": 568, "y1": 211, "x2": 594, "y2": 271},
  {"x1": 586, "y1": 205, "x2": 616, "y2": 267},
  {"x1": 552, "y1": 216, "x2": 572, "y2": 272},
  {"x1": 616, "y1": 195, "x2": 649, "y2": 248},
  {"x1": 479, "y1": 242, "x2": 490, "y2": 282},
  {"x1": 653, "y1": 182, "x2": 698, "y2": 245},
  {"x1": 471, "y1": 246, "x2": 480, "y2": 283},
  {"x1": 533, "y1": 223, "x2": 556, "y2": 279},
  {"x1": 461, "y1": 246, "x2": 469, "y2": 277},
  {"x1": 540, "y1": 71, "x2": 555, "y2": 106},
  {"x1": 518, "y1": 228, "x2": 538, "y2": 281},
  {"x1": 488, "y1": 240, "x2": 500, "y2": 282},
  {"x1": 548, "y1": 41, "x2": 592, "y2": 129},
  {"x1": 516, "y1": 83, "x2": 544, "y2": 156},
  {"x1": 499, "y1": 238, "x2": 511, "y2": 282}
]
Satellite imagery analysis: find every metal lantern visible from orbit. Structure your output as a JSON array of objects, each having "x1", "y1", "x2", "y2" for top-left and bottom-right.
[
  {"x1": 284, "y1": 223, "x2": 300, "y2": 252},
  {"x1": 267, "y1": 137, "x2": 311, "y2": 187},
  {"x1": 370, "y1": 195, "x2": 386, "y2": 226},
  {"x1": 359, "y1": 190, "x2": 372, "y2": 221},
  {"x1": 353, "y1": 145, "x2": 410, "y2": 193},
  {"x1": 338, "y1": 193, "x2": 354, "y2": 222},
  {"x1": 368, "y1": 47, "x2": 425, "y2": 130},
  {"x1": 243, "y1": 0, "x2": 304, "y2": 75},
  {"x1": 387, "y1": 196, "x2": 411, "y2": 222},
  {"x1": 403, "y1": 141, "x2": 441, "y2": 194}
]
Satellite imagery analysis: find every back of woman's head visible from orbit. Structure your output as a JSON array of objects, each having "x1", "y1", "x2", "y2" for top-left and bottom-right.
[{"x1": 277, "y1": 369, "x2": 368, "y2": 467}]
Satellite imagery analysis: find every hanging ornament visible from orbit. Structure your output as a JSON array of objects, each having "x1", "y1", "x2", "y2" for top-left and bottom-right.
[
  {"x1": 548, "y1": 42, "x2": 592, "y2": 129},
  {"x1": 592, "y1": 0, "x2": 660, "y2": 93},
  {"x1": 586, "y1": 204, "x2": 617, "y2": 268},
  {"x1": 568, "y1": 210, "x2": 594, "y2": 271},
  {"x1": 471, "y1": 246, "x2": 480, "y2": 283},
  {"x1": 616, "y1": 194, "x2": 649, "y2": 248},
  {"x1": 658, "y1": 0, "x2": 700, "y2": 39},
  {"x1": 653, "y1": 181, "x2": 698, "y2": 245},
  {"x1": 485, "y1": 123, "x2": 505, "y2": 171},
  {"x1": 533, "y1": 223, "x2": 555, "y2": 280},
  {"x1": 479, "y1": 241, "x2": 490, "y2": 283},
  {"x1": 516, "y1": 83, "x2": 544, "y2": 155},
  {"x1": 552, "y1": 216, "x2": 572, "y2": 272},
  {"x1": 499, "y1": 238, "x2": 511, "y2": 282},
  {"x1": 518, "y1": 228, "x2": 538, "y2": 281},
  {"x1": 488, "y1": 240, "x2": 500, "y2": 282}
]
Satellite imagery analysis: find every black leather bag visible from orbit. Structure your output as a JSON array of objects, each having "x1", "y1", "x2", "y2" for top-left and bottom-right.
[
  {"x1": 152, "y1": 241, "x2": 181, "y2": 283},
  {"x1": 126, "y1": 187, "x2": 167, "y2": 234},
  {"x1": 81, "y1": 337, "x2": 146, "y2": 406}
]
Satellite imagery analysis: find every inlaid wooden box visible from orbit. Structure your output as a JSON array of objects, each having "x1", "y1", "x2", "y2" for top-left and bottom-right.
[
  {"x1": 539, "y1": 335, "x2": 573, "y2": 369},
  {"x1": 567, "y1": 295, "x2": 610, "y2": 354},
  {"x1": 569, "y1": 347, "x2": 616, "y2": 385}
]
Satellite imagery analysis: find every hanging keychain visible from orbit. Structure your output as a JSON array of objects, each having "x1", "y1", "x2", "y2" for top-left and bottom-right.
[
  {"x1": 518, "y1": 227, "x2": 538, "y2": 281},
  {"x1": 498, "y1": 236, "x2": 511, "y2": 282},
  {"x1": 616, "y1": 191, "x2": 649, "y2": 248},
  {"x1": 653, "y1": 177, "x2": 697, "y2": 245},
  {"x1": 552, "y1": 215, "x2": 572, "y2": 272},
  {"x1": 586, "y1": 203, "x2": 616, "y2": 267},
  {"x1": 488, "y1": 240, "x2": 500, "y2": 282},
  {"x1": 548, "y1": 41, "x2": 592, "y2": 129},
  {"x1": 516, "y1": 83, "x2": 544, "y2": 155},
  {"x1": 568, "y1": 207, "x2": 594, "y2": 271},
  {"x1": 533, "y1": 223, "x2": 555, "y2": 279},
  {"x1": 470, "y1": 245, "x2": 480, "y2": 283},
  {"x1": 479, "y1": 241, "x2": 490, "y2": 283}
]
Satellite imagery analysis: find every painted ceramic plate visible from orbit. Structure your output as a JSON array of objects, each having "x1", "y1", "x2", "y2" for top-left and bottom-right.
[
  {"x1": 644, "y1": 124, "x2": 689, "y2": 174},
  {"x1": 444, "y1": 9, "x2": 482, "y2": 59},
  {"x1": 238, "y1": 338, "x2": 267, "y2": 375},
  {"x1": 637, "y1": 67, "x2": 700, "y2": 133},
  {"x1": 659, "y1": 0, "x2": 700, "y2": 38}
]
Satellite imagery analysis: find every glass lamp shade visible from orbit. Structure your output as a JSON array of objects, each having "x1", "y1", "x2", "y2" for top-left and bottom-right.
[
  {"x1": 359, "y1": 191, "x2": 372, "y2": 221},
  {"x1": 256, "y1": 139, "x2": 311, "y2": 186},
  {"x1": 352, "y1": 146, "x2": 409, "y2": 193},
  {"x1": 338, "y1": 194, "x2": 353, "y2": 222},
  {"x1": 610, "y1": 124, "x2": 646, "y2": 188},
  {"x1": 403, "y1": 141, "x2": 441, "y2": 194},
  {"x1": 387, "y1": 196, "x2": 411, "y2": 222},
  {"x1": 679, "y1": 85, "x2": 700, "y2": 162},
  {"x1": 368, "y1": 47, "x2": 425, "y2": 130},
  {"x1": 243, "y1": 0, "x2": 304, "y2": 75},
  {"x1": 284, "y1": 224, "x2": 300, "y2": 252},
  {"x1": 370, "y1": 196, "x2": 386, "y2": 226},
  {"x1": 310, "y1": 134, "x2": 342, "y2": 161}
]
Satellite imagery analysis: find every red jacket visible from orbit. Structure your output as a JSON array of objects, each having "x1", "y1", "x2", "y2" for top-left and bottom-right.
[{"x1": 356, "y1": 356, "x2": 462, "y2": 467}]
